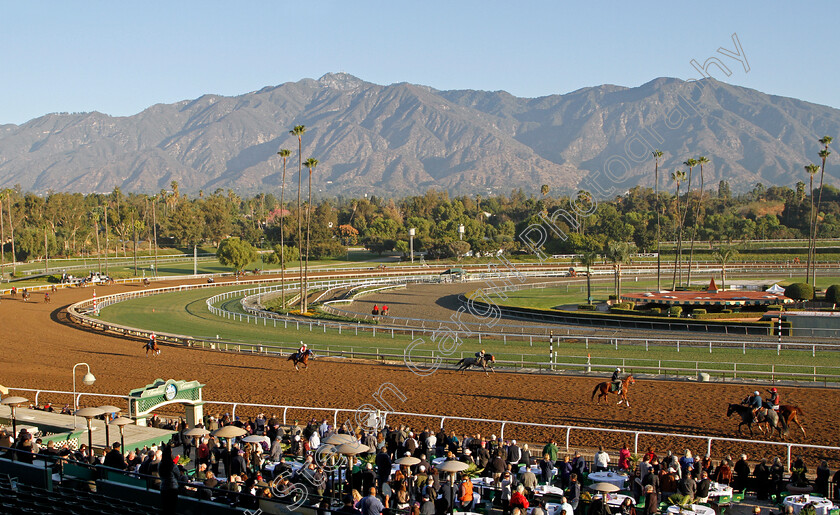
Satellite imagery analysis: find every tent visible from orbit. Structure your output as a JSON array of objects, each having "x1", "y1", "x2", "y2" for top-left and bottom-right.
[{"x1": 766, "y1": 284, "x2": 786, "y2": 294}]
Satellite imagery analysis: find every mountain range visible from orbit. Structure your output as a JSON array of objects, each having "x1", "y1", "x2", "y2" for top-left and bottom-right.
[{"x1": 1, "y1": 72, "x2": 838, "y2": 198}]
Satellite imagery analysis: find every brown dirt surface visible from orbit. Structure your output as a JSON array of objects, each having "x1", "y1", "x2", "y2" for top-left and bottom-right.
[{"x1": 1, "y1": 278, "x2": 838, "y2": 467}]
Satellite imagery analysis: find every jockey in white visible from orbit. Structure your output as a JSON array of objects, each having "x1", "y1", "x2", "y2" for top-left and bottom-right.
[{"x1": 299, "y1": 341, "x2": 307, "y2": 355}]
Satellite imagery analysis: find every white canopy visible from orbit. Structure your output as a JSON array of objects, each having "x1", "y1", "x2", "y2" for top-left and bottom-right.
[{"x1": 766, "y1": 284, "x2": 786, "y2": 294}]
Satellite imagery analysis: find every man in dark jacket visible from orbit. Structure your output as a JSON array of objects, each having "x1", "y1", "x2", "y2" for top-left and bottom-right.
[
  {"x1": 487, "y1": 451, "x2": 507, "y2": 484},
  {"x1": 677, "y1": 474, "x2": 697, "y2": 501},
  {"x1": 375, "y1": 449, "x2": 392, "y2": 486},
  {"x1": 733, "y1": 454, "x2": 751, "y2": 492},
  {"x1": 753, "y1": 459, "x2": 770, "y2": 500},
  {"x1": 103, "y1": 442, "x2": 127, "y2": 470},
  {"x1": 476, "y1": 442, "x2": 491, "y2": 469},
  {"x1": 695, "y1": 471, "x2": 712, "y2": 503},
  {"x1": 507, "y1": 440, "x2": 522, "y2": 467}
]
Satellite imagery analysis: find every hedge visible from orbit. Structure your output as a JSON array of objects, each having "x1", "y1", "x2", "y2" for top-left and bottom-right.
[
  {"x1": 691, "y1": 309, "x2": 707, "y2": 315},
  {"x1": 694, "y1": 312, "x2": 757, "y2": 320},
  {"x1": 826, "y1": 285, "x2": 840, "y2": 305},
  {"x1": 668, "y1": 306, "x2": 683, "y2": 317},
  {"x1": 578, "y1": 304, "x2": 597, "y2": 311},
  {"x1": 785, "y1": 282, "x2": 814, "y2": 301}
]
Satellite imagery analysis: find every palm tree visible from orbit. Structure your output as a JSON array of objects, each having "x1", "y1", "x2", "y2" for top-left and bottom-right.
[
  {"x1": 811, "y1": 136, "x2": 833, "y2": 285},
  {"x1": 679, "y1": 158, "x2": 697, "y2": 286},
  {"x1": 289, "y1": 125, "x2": 306, "y2": 311},
  {"x1": 606, "y1": 242, "x2": 631, "y2": 299},
  {"x1": 302, "y1": 157, "x2": 319, "y2": 314},
  {"x1": 277, "y1": 149, "x2": 291, "y2": 308},
  {"x1": 713, "y1": 246, "x2": 738, "y2": 291},
  {"x1": 804, "y1": 163, "x2": 820, "y2": 283},
  {"x1": 687, "y1": 156, "x2": 709, "y2": 286},
  {"x1": 670, "y1": 170, "x2": 686, "y2": 290},
  {"x1": 652, "y1": 150, "x2": 663, "y2": 292},
  {"x1": 580, "y1": 251, "x2": 598, "y2": 304}
]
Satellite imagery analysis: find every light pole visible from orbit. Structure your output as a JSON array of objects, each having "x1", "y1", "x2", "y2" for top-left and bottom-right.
[
  {"x1": 72, "y1": 363, "x2": 96, "y2": 428},
  {"x1": 0, "y1": 396, "x2": 28, "y2": 436},
  {"x1": 458, "y1": 224, "x2": 465, "y2": 241},
  {"x1": 409, "y1": 228, "x2": 416, "y2": 263}
]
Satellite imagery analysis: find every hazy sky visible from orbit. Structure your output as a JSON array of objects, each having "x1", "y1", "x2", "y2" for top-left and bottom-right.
[{"x1": 1, "y1": 1, "x2": 837, "y2": 125}]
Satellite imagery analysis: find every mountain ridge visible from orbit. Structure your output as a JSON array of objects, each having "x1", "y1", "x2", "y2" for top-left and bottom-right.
[{"x1": 0, "y1": 73, "x2": 838, "y2": 197}]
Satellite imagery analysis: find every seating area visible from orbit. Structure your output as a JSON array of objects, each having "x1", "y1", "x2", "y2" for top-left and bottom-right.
[{"x1": 0, "y1": 473, "x2": 149, "y2": 515}]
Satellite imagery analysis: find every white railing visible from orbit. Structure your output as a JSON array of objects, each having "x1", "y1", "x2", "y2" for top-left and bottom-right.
[{"x1": 6, "y1": 386, "x2": 837, "y2": 472}]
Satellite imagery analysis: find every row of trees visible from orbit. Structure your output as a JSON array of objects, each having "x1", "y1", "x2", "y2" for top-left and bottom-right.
[{"x1": 0, "y1": 153, "x2": 836, "y2": 286}]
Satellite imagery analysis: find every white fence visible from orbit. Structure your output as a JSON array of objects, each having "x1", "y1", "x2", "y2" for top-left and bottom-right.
[{"x1": 6, "y1": 386, "x2": 838, "y2": 472}]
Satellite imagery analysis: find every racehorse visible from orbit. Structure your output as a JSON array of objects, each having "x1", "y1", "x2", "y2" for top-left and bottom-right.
[
  {"x1": 777, "y1": 405, "x2": 806, "y2": 437},
  {"x1": 143, "y1": 339, "x2": 160, "y2": 357},
  {"x1": 727, "y1": 404, "x2": 786, "y2": 438},
  {"x1": 455, "y1": 354, "x2": 496, "y2": 375},
  {"x1": 592, "y1": 374, "x2": 636, "y2": 407},
  {"x1": 288, "y1": 349, "x2": 313, "y2": 371}
]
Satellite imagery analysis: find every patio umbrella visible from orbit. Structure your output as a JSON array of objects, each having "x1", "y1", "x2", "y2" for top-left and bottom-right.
[
  {"x1": 395, "y1": 456, "x2": 420, "y2": 466},
  {"x1": 590, "y1": 482, "x2": 621, "y2": 493},
  {"x1": 437, "y1": 460, "x2": 469, "y2": 515}
]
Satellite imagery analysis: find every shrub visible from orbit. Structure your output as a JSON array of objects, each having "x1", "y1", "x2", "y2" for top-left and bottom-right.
[
  {"x1": 825, "y1": 285, "x2": 840, "y2": 305},
  {"x1": 578, "y1": 304, "x2": 596, "y2": 311},
  {"x1": 692, "y1": 309, "x2": 707, "y2": 315},
  {"x1": 649, "y1": 307, "x2": 661, "y2": 314},
  {"x1": 612, "y1": 303, "x2": 631, "y2": 310},
  {"x1": 785, "y1": 282, "x2": 814, "y2": 301},
  {"x1": 626, "y1": 301, "x2": 636, "y2": 310},
  {"x1": 765, "y1": 304, "x2": 783, "y2": 311},
  {"x1": 721, "y1": 309, "x2": 733, "y2": 314},
  {"x1": 668, "y1": 306, "x2": 683, "y2": 317}
]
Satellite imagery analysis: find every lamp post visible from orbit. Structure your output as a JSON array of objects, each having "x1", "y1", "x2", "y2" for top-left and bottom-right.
[
  {"x1": 184, "y1": 427, "x2": 210, "y2": 471},
  {"x1": 0, "y1": 396, "x2": 28, "y2": 436},
  {"x1": 212, "y1": 425, "x2": 247, "y2": 478},
  {"x1": 409, "y1": 228, "x2": 416, "y2": 263},
  {"x1": 438, "y1": 460, "x2": 469, "y2": 515},
  {"x1": 458, "y1": 224, "x2": 465, "y2": 241},
  {"x1": 75, "y1": 407, "x2": 105, "y2": 461},
  {"x1": 110, "y1": 417, "x2": 134, "y2": 457},
  {"x1": 97, "y1": 405, "x2": 122, "y2": 449},
  {"x1": 72, "y1": 363, "x2": 96, "y2": 428}
]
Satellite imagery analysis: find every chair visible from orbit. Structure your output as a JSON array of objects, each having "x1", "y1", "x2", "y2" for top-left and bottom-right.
[{"x1": 732, "y1": 492, "x2": 745, "y2": 503}]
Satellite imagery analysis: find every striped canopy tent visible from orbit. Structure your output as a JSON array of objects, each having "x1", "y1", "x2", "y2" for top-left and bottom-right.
[{"x1": 621, "y1": 278, "x2": 794, "y2": 307}]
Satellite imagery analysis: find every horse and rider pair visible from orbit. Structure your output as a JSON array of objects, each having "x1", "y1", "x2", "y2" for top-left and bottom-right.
[
  {"x1": 289, "y1": 341, "x2": 313, "y2": 371},
  {"x1": 728, "y1": 388, "x2": 806, "y2": 438},
  {"x1": 455, "y1": 349, "x2": 496, "y2": 375},
  {"x1": 144, "y1": 333, "x2": 160, "y2": 356},
  {"x1": 592, "y1": 368, "x2": 636, "y2": 407}
]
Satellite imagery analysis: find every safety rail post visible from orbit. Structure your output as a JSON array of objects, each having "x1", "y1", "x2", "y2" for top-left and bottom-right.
[
  {"x1": 282, "y1": 407, "x2": 288, "y2": 425},
  {"x1": 500, "y1": 422, "x2": 506, "y2": 440},
  {"x1": 440, "y1": 417, "x2": 446, "y2": 429},
  {"x1": 565, "y1": 427, "x2": 572, "y2": 452}
]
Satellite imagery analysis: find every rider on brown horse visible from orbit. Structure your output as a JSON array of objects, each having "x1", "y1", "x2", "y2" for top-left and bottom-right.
[{"x1": 611, "y1": 368, "x2": 623, "y2": 394}]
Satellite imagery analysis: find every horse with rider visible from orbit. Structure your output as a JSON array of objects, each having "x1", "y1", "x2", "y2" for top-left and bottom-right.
[
  {"x1": 734, "y1": 388, "x2": 804, "y2": 438},
  {"x1": 289, "y1": 341, "x2": 314, "y2": 371},
  {"x1": 144, "y1": 333, "x2": 160, "y2": 356},
  {"x1": 455, "y1": 349, "x2": 496, "y2": 375},
  {"x1": 592, "y1": 368, "x2": 636, "y2": 407}
]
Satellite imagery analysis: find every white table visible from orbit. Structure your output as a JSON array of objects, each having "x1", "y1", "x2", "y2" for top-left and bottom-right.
[
  {"x1": 708, "y1": 482, "x2": 733, "y2": 499},
  {"x1": 666, "y1": 504, "x2": 715, "y2": 515},
  {"x1": 784, "y1": 495, "x2": 835, "y2": 515},
  {"x1": 433, "y1": 457, "x2": 447, "y2": 467},
  {"x1": 588, "y1": 471, "x2": 628, "y2": 488},
  {"x1": 522, "y1": 464, "x2": 558, "y2": 477},
  {"x1": 594, "y1": 493, "x2": 636, "y2": 508}
]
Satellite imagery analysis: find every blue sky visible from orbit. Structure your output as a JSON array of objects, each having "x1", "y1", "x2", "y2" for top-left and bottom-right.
[{"x1": 0, "y1": 1, "x2": 837, "y2": 125}]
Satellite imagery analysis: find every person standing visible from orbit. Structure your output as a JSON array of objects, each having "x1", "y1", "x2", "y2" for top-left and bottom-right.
[
  {"x1": 594, "y1": 446, "x2": 610, "y2": 472},
  {"x1": 359, "y1": 487, "x2": 385, "y2": 515},
  {"x1": 159, "y1": 444, "x2": 181, "y2": 515}
]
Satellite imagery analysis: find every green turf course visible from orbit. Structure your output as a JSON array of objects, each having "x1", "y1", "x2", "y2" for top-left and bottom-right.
[{"x1": 95, "y1": 281, "x2": 840, "y2": 383}]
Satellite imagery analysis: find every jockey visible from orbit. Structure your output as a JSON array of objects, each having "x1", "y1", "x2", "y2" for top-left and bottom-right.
[
  {"x1": 749, "y1": 390, "x2": 763, "y2": 421},
  {"x1": 147, "y1": 333, "x2": 156, "y2": 349},
  {"x1": 767, "y1": 388, "x2": 780, "y2": 411},
  {"x1": 299, "y1": 341, "x2": 307, "y2": 355},
  {"x1": 612, "y1": 367, "x2": 622, "y2": 393},
  {"x1": 475, "y1": 349, "x2": 486, "y2": 360}
]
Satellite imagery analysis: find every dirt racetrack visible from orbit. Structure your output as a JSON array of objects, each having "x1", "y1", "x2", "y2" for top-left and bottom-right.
[{"x1": 1, "y1": 278, "x2": 838, "y2": 467}]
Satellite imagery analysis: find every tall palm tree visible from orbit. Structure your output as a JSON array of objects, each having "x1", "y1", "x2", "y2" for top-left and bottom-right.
[
  {"x1": 713, "y1": 246, "x2": 738, "y2": 291},
  {"x1": 670, "y1": 170, "x2": 686, "y2": 290},
  {"x1": 580, "y1": 251, "x2": 598, "y2": 304},
  {"x1": 289, "y1": 125, "x2": 306, "y2": 310},
  {"x1": 804, "y1": 163, "x2": 820, "y2": 283},
  {"x1": 680, "y1": 158, "x2": 697, "y2": 286},
  {"x1": 811, "y1": 136, "x2": 833, "y2": 285},
  {"x1": 687, "y1": 156, "x2": 709, "y2": 286},
  {"x1": 5, "y1": 191, "x2": 16, "y2": 275},
  {"x1": 302, "y1": 157, "x2": 319, "y2": 314},
  {"x1": 277, "y1": 149, "x2": 291, "y2": 308},
  {"x1": 652, "y1": 150, "x2": 663, "y2": 292},
  {"x1": 606, "y1": 241, "x2": 631, "y2": 299}
]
